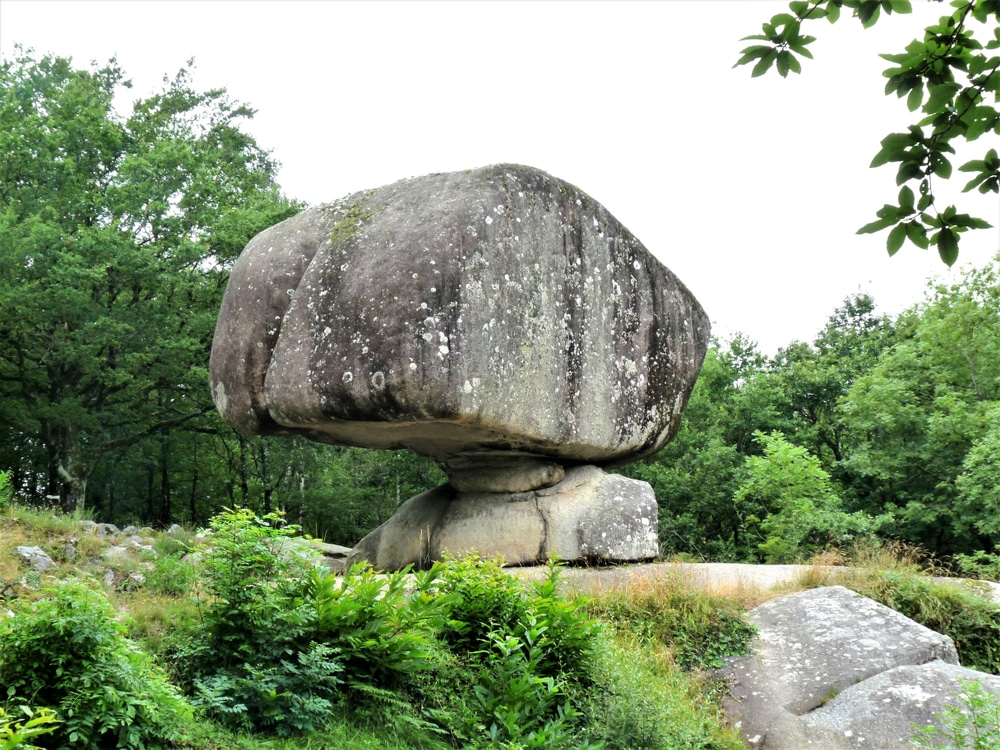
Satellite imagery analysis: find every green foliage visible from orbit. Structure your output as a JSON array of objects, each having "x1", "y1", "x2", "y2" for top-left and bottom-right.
[
  {"x1": 577, "y1": 629, "x2": 745, "y2": 750},
  {"x1": 174, "y1": 508, "x2": 339, "y2": 735},
  {"x1": 417, "y1": 558, "x2": 603, "y2": 749},
  {"x1": 840, "y1": 259, "x2": 1000, "y2": 555},
  {"x1": 956, "y1": 414, "x2": 1000, "y2": 540},
  {"x1": 956, "y1": 550, "x2": 1000, "y2": 581},
  {"x1": 0, "y1": 49, "x2": 299, "y2": 516},
  {"x1": 0, "y1": 580, "x2": 190, "y2": 749},
  {"x1": 309, "y1": 562, "x2": 452, "y2": 696},
  {"x1": 0, "y1": 471, "x2": 11, "y2": 512},
  {"x1": 912, "y1": 679, "x2": 1000, "y2": 749},
  {"x1": 582, "y1": 578, "x2": 756, "y2": 672},
  {"x1": 736, "y1": 0, "x2": 999, "y2": 264},
  {"x1": 0, "y1": 706, "x2": 60, "y2": 750},
  {"x1": 145, "y1": 553, "x2": 198, "y2": 597},
  {"x1": 736, "y1": 431, "x2": 883, "y2": 562}
]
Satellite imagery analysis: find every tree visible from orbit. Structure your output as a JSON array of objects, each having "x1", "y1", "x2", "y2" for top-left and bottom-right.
[
  {"x1": 0, "y1": 49, "x2": 299, "y2": 512},
  {"x1": 734, "y1": 431, "x2": 882, "y2": 562},
  {"x1": 736, "y1": 0, "x2": 1000, "y2": 265},
  {"x1": 839, "y1": 256, "x2": 1000, "y2": 553}
]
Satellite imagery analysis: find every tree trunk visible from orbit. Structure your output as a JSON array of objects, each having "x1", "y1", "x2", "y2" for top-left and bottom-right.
[{"x1": 56, "y1": 424, "x2": 89, "y2": 514}]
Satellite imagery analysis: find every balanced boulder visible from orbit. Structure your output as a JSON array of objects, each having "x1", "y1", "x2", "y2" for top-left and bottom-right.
[{"x1": 210, "y1": 164, "x2": 709, "y2": 567}]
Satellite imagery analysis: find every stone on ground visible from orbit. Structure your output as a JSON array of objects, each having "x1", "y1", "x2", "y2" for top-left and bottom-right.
[{"x1": 720, "y1": 585, "x2": 998, "y2": 749}]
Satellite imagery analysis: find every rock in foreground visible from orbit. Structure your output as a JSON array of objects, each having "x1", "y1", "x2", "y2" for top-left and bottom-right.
[{"x1": 721, "y1": 586, "x2": 1000, "y2": 749}]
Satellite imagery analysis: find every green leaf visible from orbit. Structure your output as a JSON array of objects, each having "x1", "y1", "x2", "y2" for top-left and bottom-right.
[
  {"x1": 887, "y1": 222, "x2": 907, "y2": 256},
  {"x1": 870, "y1": 132, "x2": 913, "y2": 167},
  {"x1": 735, "y1": 46, "x2": 773, "y2": 67},
  {"x1": 777, "y1": 50, "x2": 792, "y2": 78},
  {"x1": 858, "y1": 1, "x2": 882, "y2": 27},
  {"x1": 936, "y1": 227, "x2": 959, "y2": 266},
  {"x1": 887, "y1": 0, "x2": 912, "y2": 12},
  {"x1": 897, "y1": 161, "x2": 926, "y2": 184},
  {"x1": 906, "y1": 84, "x2": 923, "y2": 112},
  {"x1": 950, "y1": 213, "x2": 993, "y2": 229},
  {"x1": 826, "y1": 2, "x2": 841, "y2": 22},
  {"x1": 751, "y1": 51, "x2": 777, "y2": 77},
  {"x1": 906, "y1": 220, "x2": 929, "y2": 249},
  {"x1": 898, "y1": 185, "x2": 915, "y2": 212},
  {"x1": 924, "y1": 82, "x2": 962, "y2": 115},
  {"x1": 931, "y1": 152, "x2": 953, "y2": 179},
  {"x1": 858, "y1": 216, "x2": 898, "y2": 234}
]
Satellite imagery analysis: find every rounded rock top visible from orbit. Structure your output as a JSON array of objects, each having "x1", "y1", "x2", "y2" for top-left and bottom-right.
[{"x1": 210, "y1": 164, "x2": 709, "y2": 475}]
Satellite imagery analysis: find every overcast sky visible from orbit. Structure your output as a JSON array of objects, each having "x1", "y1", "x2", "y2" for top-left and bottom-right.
[{"x1": 4, "y1": 1, "x2": 999, "y2": 354}]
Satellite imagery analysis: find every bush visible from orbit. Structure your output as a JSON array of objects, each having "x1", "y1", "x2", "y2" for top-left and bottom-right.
[
  {"x1": 0, "y1": 471, "x2": 11, "y2": 512},
  {"x1": 0, "y1": 706, "x2": 59, "y2": 750},
  {"x1": 0, "y1": 580, "x2": 190, "y2": 749},
  {"x1": 173, "y1": 508, "x2": 341, "y2": 735},
  {"x1": 912, "y1": 679, "x2": 1000, "y2": 749},
  {"x1": 421, "y1": 558, "x2": 602, "y2": 749}
]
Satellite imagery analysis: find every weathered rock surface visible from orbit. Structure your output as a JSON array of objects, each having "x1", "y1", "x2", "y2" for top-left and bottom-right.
[
  {"x1": 16, "y1": 545, "x2": 54, "y2": 571},
  {"x1": 349, "y1": 465, "x2": 658, "y2": 570},
  {"x1": 720, "y1": 586, "x2": 998, "y2": 749},
  {"x1": 210, "y1": 163, "x2": 709, "y2": 488}
]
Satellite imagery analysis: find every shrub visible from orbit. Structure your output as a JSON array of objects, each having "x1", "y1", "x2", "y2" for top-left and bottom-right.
[
  {"x1": 422, "y1": 558, "x2": 602, "y2": 749},
  {"x1": 310, "y1": 563, "x2": 450, "y2": 692},
  {"x1": 173, "y1": 508, "x2": 340, "y2": 735},
  {"x1": 0, "y1": 706, "x2": 59, "y2": 750},
  {"x1": 0, "y1": 471, "x2": 11, "y2": 512},
  {"x1": 0, "y1": 580, "x2": 190, "y2": 749},
  {"x1": 912, "y1": 679, "x2": 1000, "y2": 749}
]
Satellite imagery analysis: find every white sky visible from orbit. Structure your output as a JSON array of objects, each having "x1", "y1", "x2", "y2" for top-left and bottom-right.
[{"x1": 3, "y1": 0, "x2": 999, "y2": 355}]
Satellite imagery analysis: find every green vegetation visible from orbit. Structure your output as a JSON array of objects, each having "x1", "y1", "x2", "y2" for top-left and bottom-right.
[
  {"x1": 0, "y1": 505, "x2": 749, "y2": 748},
  {"x1": 737, "y1": 0, "x2": 1000, "y2": 265},
  {"x1": 912, "y1": 679, "x2": 1000, "y2": 749},
  {"x1": 0, "y1": 706, "x2": 59, "y2": 750}
]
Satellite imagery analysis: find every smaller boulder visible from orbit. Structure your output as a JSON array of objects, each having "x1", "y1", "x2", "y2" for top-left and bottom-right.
[
  {"x1": 16, "y1": 545, "x2": 54, "y2": 572},
  {"x1": 802, "y1": 661, "x2": 1000, "y2": 748},
  {"x1": 350, "y1": 465, "x2": 658, "y2": 570}
]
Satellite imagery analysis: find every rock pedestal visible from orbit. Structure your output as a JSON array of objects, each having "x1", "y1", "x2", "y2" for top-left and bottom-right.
[
  {"x1": 210, "y1": 164, "x2": 709, "y2": 569},
  {"x1": 349, "y1": 465, "x2": 658, "y2": 570}
]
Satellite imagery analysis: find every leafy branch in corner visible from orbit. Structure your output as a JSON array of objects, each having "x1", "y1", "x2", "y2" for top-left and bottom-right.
[{"x1": 735, "y1": 0, "x2": 1000, "y2": 266}]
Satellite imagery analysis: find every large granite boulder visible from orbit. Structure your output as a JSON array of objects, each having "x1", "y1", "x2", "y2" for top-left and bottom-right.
[
  {"x1": 721, "y1": 586, "x2": 1000, "y2": 749},
  {"x1": 210, "y1": 164, "x2": 709, "y2": 567}
]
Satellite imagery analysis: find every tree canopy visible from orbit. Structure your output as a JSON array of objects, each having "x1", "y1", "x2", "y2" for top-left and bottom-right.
[
  {"x1": 0, "y1": 49, "x2": 299, "y2": 513},
  {"x1": 736, "y1": 0, "x2": 1000, "y2": 266}
]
